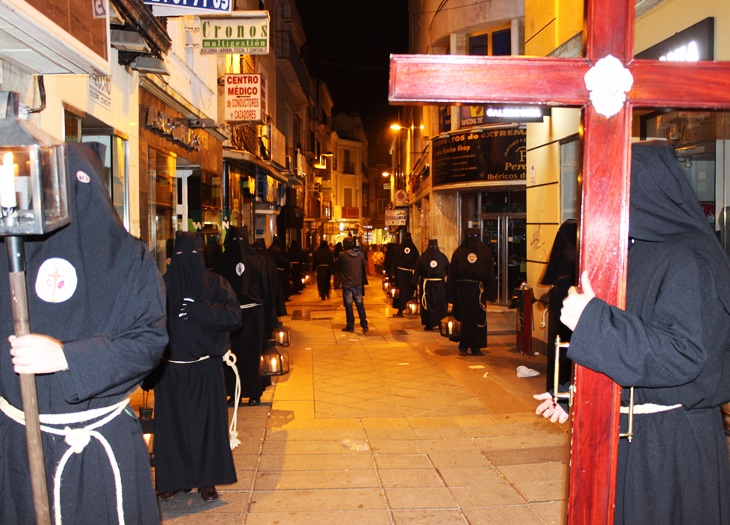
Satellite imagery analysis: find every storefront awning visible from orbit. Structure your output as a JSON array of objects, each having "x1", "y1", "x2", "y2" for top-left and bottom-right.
[{"x1": 223, "y1": 147, "x2": 289, "y2": 184}]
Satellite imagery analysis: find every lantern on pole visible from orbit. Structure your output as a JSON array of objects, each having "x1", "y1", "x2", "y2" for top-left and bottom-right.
[
  {"x1": 0, "y1": 91, "x2": 70, "y2": 525},
  {"x1": 388, "y1": 286, "x2": 400, "y2": 299},
  {"x1": 382, "y1": 275, "x2": 390, "y2": 291}
]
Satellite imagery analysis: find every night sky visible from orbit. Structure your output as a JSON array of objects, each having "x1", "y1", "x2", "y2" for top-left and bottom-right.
[{"x1": 295, "y1": 1, "x2": 409, "y2": 157}]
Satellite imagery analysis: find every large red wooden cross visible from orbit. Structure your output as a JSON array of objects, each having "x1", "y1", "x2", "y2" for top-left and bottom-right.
[{"x1": 389, "y1": 0, "x2": 730, "y2": 522}]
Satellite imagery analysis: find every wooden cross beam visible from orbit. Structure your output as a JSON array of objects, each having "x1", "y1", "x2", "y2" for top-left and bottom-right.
[{"x1": 389, "y1": 0, "x2": 730, "y2": 522}]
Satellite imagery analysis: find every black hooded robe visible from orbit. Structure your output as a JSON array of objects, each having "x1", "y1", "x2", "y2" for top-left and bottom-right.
[
  {"x1": 540, "y1": 218, "x2": 577, "y2": 391},
  {"x1": 568, "y1": 142, "x2": 730, "y2": 524},
  {"x1": 413, "y1": 242, "x2": 450, "y2": 329},
  {"x1": 313, "y1": 241, "x2": 335, "y2": 299},
  {"x1": 269, "y1": 236, "x2": 291, "y2": 300},
  {"x1": 391, "y1": 235, "x2": 419, "y2": 312},
  {"x1": 449, "y1": 231, "x2": 497, "y2": 351},
  {"x1": 254, "y1": 238, "x2": 287, "y2": 317},
  {"x1": 287, "y1": 240, "x2": 307, "y2": 294},
  {"x1": 213, "y1": 227, "x2": 278, "y2": 402},
  {"x1": 153, "y1": 233, "x2": 241, "y2": 493},
  {"x1": 0, "y1": 143, "x2": 168, "y2": 525}
]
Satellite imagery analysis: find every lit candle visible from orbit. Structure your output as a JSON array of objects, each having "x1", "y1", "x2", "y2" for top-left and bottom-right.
[
  {"x1": 448, "y1": 321, "x2": 453, "y2": 335},
  {"x1": 270, "y1": 356, "x2": 279, "y2": 373},
  {"x1": 278, "y1": 331, "x2": 285, "y2": 344},
  {"x1": 0, "y1": 152, "x2": 17, "y2": 208}
]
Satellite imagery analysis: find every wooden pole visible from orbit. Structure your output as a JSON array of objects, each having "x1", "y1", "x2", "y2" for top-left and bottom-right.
[{"x1": 7, "y1": 235, "x2": 51, "y2": 525}]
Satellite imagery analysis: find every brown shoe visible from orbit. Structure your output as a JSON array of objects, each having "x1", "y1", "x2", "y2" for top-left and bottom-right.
[{"x1": 198, "y1": 486, "x2": 219, "y2": 502}]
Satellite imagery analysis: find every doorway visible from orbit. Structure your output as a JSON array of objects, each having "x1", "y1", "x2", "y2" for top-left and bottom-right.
[{"x1": 481, "y1": 214, "x2": 527, "y2": 305}]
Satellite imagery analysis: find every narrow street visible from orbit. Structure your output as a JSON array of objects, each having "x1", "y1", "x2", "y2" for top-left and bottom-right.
[{"x1": 138, "y1": 278, "x2": 570, "y2": 524}]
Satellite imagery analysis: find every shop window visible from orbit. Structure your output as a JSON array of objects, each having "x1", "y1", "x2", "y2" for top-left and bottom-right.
[{"x1": 148, "y1": 148, "x2": 176, "y2": 273}]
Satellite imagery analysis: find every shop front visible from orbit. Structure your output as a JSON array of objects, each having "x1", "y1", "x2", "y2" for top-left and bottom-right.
[
  {"x1": 139, "y1": 87, "x2": 223, "y2": 272},
  {"x1": 430, "y1": 126, "x2": 528, "y2": 305}
]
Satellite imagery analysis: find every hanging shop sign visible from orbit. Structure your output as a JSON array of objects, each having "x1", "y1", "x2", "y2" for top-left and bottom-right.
[
  {"x1": 200, "y1": 12, "x2": 270, "y2": 55},
  {"x1": 636, "y1": 17, "x2": 713, "y2": 61},
  {"x1": 385, "y1": 208, "x2": 407, "y2": 226},
  {"x1": 145, "y1": 0, "x2": 233, "y2": 17},
  {"x1": 431, "y1": 128, "x2": 526, "y2": 185},
  {"x1": 224, "y1": 74, "x2": 266, "y2": 123}
]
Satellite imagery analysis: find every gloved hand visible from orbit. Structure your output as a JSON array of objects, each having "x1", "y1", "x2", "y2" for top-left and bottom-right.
[
  {"x1": 533, "y1": 392, "x2": 569, "y2": 424},
  {"x1": 179, "y1": 297, "x2": 195, "y2": 319}
]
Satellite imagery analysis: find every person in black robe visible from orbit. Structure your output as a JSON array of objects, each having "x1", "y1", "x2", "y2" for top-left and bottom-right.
[
  {"x1": 213, "y1": 226, "x2": 278, "y2": 406},
  {"x1": 391, "y1": 232, "x2": 419, "y2": 317},
  {"x1": 540, "y1": 141, "x2": 730, "y2": 524},
  {"x1": 287, "y1": 239, "x2": 307, "y2": 294},
  {"x1": 153, "y1": 232, "x2": 242, "y2": 502},
  {"x1": 413, "y1": 239, "x2": 450, "y2": 330},
  {"x1": 269, "y1": 235, "x2": 291, "y2": 300},
  {"x1": 313, "y1": 240, "x2": 335, "y2": 300},
  {"x1": 448, "y1": 228, "x2": 497, "y2": 355},
  {"x1": 540, "y1": 218, "x2": 577, "y2": 391},
  {"x1": 254, "y1": 238, "x2": 287, "y2": 317},
  {"x1": 0, "y1": 143, "x2": 168, "y2": 524}
]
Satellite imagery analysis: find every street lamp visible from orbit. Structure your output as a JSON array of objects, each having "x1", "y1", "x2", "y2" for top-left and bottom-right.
[{"x1": 313, "y1": 151, "x2": 333, "y2": 170}]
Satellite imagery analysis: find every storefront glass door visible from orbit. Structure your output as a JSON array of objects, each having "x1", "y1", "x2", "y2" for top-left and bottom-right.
[{"x1": 481, "y1": 214, "x2": 527, "y2": 305}]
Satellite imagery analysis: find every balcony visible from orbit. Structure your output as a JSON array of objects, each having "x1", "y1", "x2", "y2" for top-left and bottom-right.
[
  {"x1": 274, "y1": 30, "x2": 310, "y2": 105},
  {"x1": 342, "y1": 206, "x2": 359, "y2": 219}
]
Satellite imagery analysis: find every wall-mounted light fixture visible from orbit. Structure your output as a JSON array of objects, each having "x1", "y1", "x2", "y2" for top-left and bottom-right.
[
  {"x1": 130, "y1": 56, "x2": 169, "y2": 75},
  {"x1": 313, "y1": 151, "x2": 333, "y2": 169},
  {"x1": 111, "y1": 29, "x2": 151, "y2": 53}
]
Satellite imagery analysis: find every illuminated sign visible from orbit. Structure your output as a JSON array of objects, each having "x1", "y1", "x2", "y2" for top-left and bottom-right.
[
  {"x1": 145, "y1": 0, "x2": 233, "y2": 16},
  {"x1": 200, "y1": 12, "x2": 270, "y2": 55},
  {"x1": 224, "y1": 74, "x2": 266, "y2": 123},
  {"x1": 636, "y1": 17, "x2": 713, "y2": 61},
  {"x1": 460, "y1": 105, "x2": 548, "y2": 126}
]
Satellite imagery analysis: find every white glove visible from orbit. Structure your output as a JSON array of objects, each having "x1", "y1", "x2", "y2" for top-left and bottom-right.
[
  {"x1": 560, "y1": 271, "x2": 596, "y2": 331},
  {"x1": 533, "y1": 392, "x2": 569, "y2": 424},
  {"x1": 179, "y1": 297, "x2": 195, "y2": 319}
]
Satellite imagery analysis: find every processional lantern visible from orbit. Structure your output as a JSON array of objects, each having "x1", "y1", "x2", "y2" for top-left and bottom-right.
[
  {"x1": 274, "y1": 326, "x2": 290, "y2": 346},
  {"x1": 0, "y1": 91, "x2": 70, "y2": 525},
  {"x1": 259, "y1": 343, "x2": 290, "y2": 376},
  {"x1": 439, "y1": 316, "x2": 461, "y2": 338},
  {"x1": 388, "y1": 286, "x2": 399, "y2": 299},
  {"x1": 405, "y1": 298, "x2": 419, "y2": 316},
  {"x1": 382, "y1": 275, "x2": 390, "y2": 291}
]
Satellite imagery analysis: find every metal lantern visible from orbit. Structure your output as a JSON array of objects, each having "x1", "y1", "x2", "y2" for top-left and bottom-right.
[
  {"x1": 405, "y1": 298, "x2": 419, "y2": 316},
  {"x1": 439, "y1": 316, "x2": 461, "y2": 337},
  {"x1": 382, "y1": 276, "x2": 390, "y2": 291},
  {"x1": 388, "y1": 286, "x2": 400, "y2": 299},
  {"x1": 0, "y1": 91, "x2": 70, "y2": 525},
  {"x1": 0, "y1": 93, "x2": 69, "y2": 236},
  {"x1": 274, "y1": 326, "x2": 290, "y2": 347},
  {"x1": 259, "y1": 345, "x2": 290, "y2": 376}
]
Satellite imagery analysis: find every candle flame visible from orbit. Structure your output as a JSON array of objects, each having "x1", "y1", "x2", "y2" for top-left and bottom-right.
[{"x1": 3, "y1": 152, "x2": 12, "y2": 166}]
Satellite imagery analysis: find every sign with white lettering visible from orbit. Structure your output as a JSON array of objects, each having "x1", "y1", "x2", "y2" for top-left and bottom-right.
[
  {"x1": 145, "y1": 0, "x2": 233, "y2": 16},
  {"x1": 200, "y1": 12, "x2": 269, "y2": 55},
  {"x1": 460, "y1": 105, "x2": 548, "y2": 126},
  {"x1": 431, "y1": 128, "x2": 526, "y2": 185},
  {"x1": 385, "y1": 208, "x2": 407, "y2": 226},
  {"x1": 225, "y1": 74, "x2": 265, "y2": 123}
]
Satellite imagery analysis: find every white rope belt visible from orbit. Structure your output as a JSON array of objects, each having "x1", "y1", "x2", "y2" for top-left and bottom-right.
[
  {"x1": 0, "y1": 396, "x2": 129, "y2": 525},
  {"x1": 240, "y1": 303, "x2": 262, "y2": 309},
  {"x1": 421, "y1": 278, "x2": 444, "y2": 310},
  {"x1": 222, "y1": 350, "x2": 241, "y2": 451},
  {"x1": 164, "y1": 355, "x2": 210, "y2": 364},
  {"x1": 396, "y1": 267, "x2": 415, "y2": 273},
  {"x1": 620, "y1": 403, "x2": 682, "y2": 414}
]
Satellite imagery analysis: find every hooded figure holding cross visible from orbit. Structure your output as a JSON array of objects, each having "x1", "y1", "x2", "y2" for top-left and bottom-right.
[{"x1": 540, "y1": 140, "x2": 730, "y2": 524}]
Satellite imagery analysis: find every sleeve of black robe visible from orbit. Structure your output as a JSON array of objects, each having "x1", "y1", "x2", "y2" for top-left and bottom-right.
[
  {"x1": 185, "y1": 274, "x2": 242, "y2": 335},
  {"x1": 567, "y1": 247, "x2": 729, "y2": 408},
  {"x1": 58, "y1": 242, "x2": 168, "y2": 403}
]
